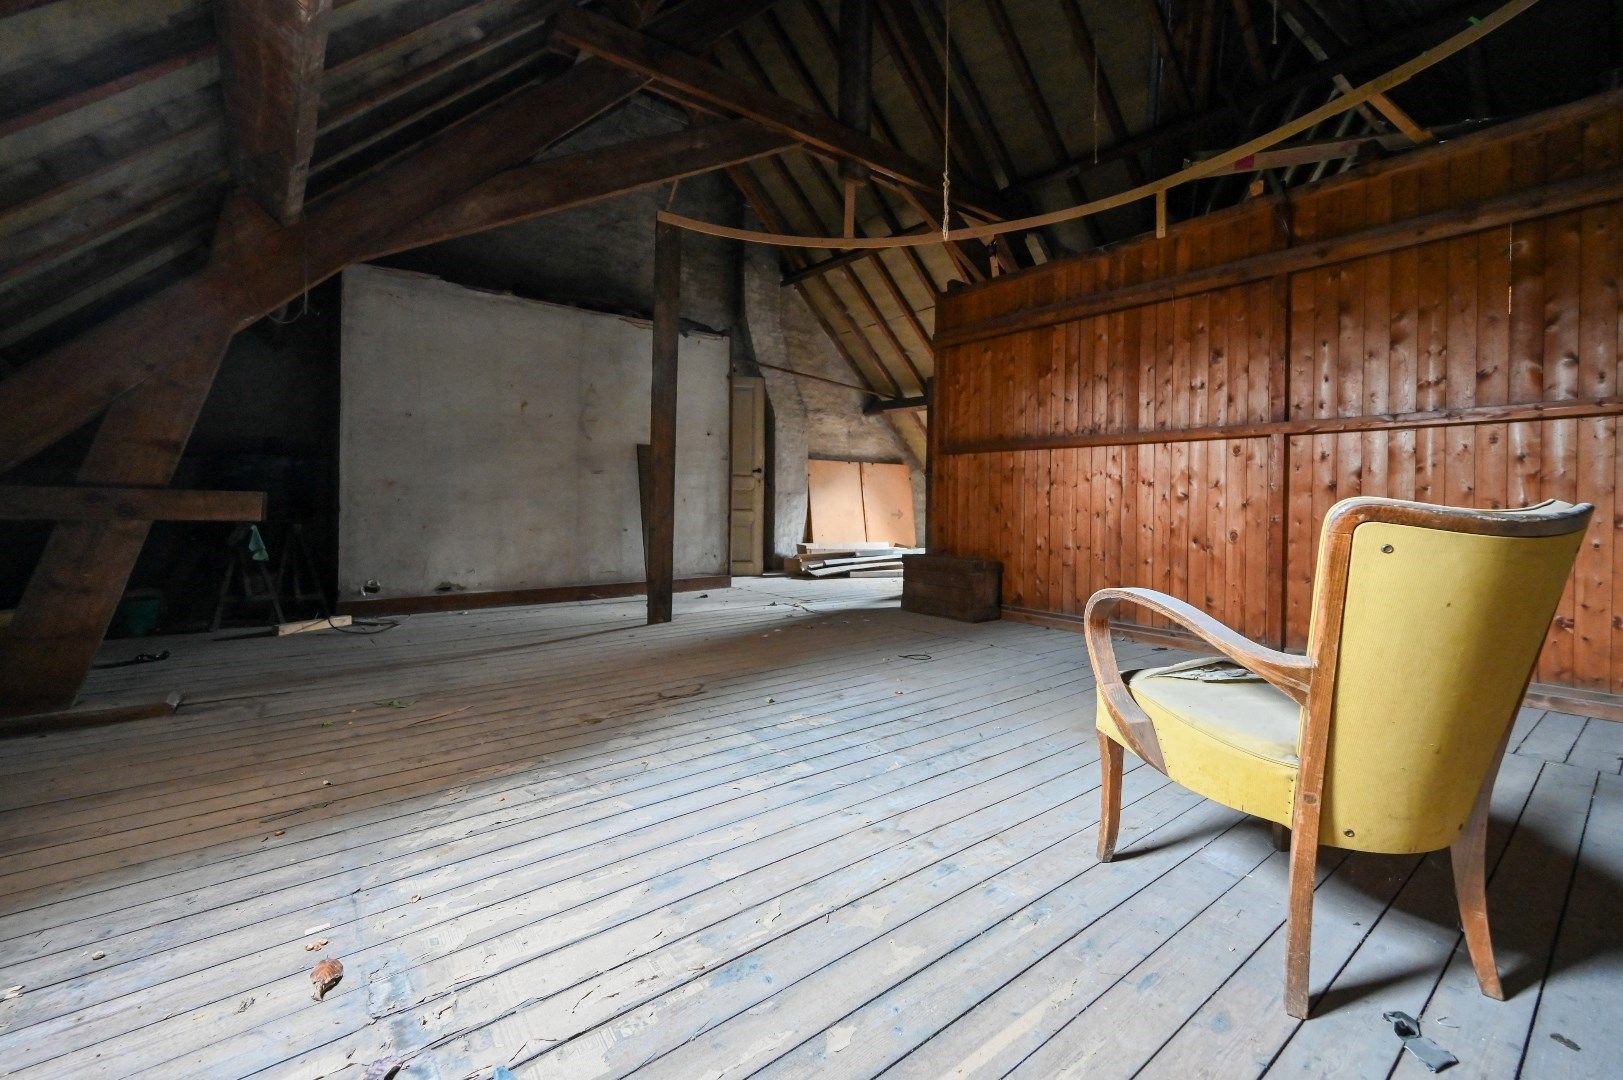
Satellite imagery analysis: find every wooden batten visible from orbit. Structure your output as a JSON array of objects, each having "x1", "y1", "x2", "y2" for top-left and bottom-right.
[
  {"x1": 336, "y1": 577, "x2": 731, "y2": 617},
  {"x1": 931, "y1": 91, "x2": 1623, "y2": 709},
  {"x1": 0, "y1": 485, "x2": 265, "y2": 522}
]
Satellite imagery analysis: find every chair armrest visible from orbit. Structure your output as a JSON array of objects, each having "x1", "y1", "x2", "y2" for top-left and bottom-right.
[{"x1": 1085, "y1": 587, "x2": 1314, "y2": 717}]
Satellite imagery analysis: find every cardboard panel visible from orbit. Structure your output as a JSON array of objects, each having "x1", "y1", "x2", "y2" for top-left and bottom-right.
[
  {"x1": 860, "y1": 462, "x2": 917, "y2": 546},
  {"x1": 807, "y1": 459, "x2": 866, "y2": 543}
]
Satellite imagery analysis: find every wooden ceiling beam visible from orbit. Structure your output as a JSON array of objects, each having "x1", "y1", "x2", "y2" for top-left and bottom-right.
[
  {"x1": 778, "y1": 223, "x2": 930, "y2": 285},
  {"x1": 213, "y1": 0, "x2": 334, "y2": 225},
  {"x1": 879, "y1": 0, "x2": 1048, "y2": 264},
  {"x1": 727, "y1": 163, "x2": 892, "y2": 400},
  {"x1": 1057, "y1": 0, "x2": 1145, "y2": 184},
  {"x1": 1276, "y1": 0, "x2": 1433, "y2": 142},
  {"x1": 757, "y1": 147, "x2": 917, "y2": 393},
  {"x1": 981, "y1": 0, "x2": 1104, "y2": 250},
  {"x1": 776, "y1": 2, "x2": 950, "y2": 290},
  {"x1": 1228, "y1": 0, "x2": 1273, "y2": 86},
  {"x1": 836, "y1": 0, "x2": 873, "y2": 191},
  {"x1": 552, "y1": 6, "x2": 1018, "y2": 223},
  {"x1": 1010, "y1": 0, "x2": 1497, "y2": 194},
  {"x1": 376, "y1": 118, "x2": 794, "y2": 257},
  {"x1": 725, "y1": 26, "x2": 938, "y2": 355},
  {"x1": 0, "y1": 44, "x2": 216, "y2": 142},
  {"x1": 317, "y1": 12, "x2": 551, "y2": 135},
  {"x1": 0, "y1": 485, "x2": 265, "y2": 522},
  {"x1": 0, "y1": 0, "x2": 778, "y2": 475},
  {"x1": 1135, "y1": 0, "x2": 1197, "y2": 114},
  {"x1": 0, "y1": 0, "x2": 782, "y2": 715},
  {"x1": 868, "y1": 0, "x2": 992, "y2": 187}
]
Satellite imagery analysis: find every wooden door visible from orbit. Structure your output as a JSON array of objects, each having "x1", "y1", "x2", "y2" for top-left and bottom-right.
[{"x1": 729, "y1": 375, "x2": 766, "y2": 575}]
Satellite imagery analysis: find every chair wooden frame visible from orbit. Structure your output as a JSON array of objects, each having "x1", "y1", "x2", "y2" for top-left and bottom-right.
[{"x1": 1084, "y1": 497, "x2": 1594, "y2": 1019}]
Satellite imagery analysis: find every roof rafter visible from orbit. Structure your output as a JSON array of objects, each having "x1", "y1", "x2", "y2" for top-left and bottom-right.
[
  {"x1": 551, "y1": 5, "x2": 1019, "y2": 223},
  {"x1": 213, "y1": 0, "x2": 334, "y2": 224}
]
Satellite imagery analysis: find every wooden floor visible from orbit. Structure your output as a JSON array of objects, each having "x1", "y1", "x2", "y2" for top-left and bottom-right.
[{"x1": 0, "y1": 579, "x2": 1619, "y2": 1079}]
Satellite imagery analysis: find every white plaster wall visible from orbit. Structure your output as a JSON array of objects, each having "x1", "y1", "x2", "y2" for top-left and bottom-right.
[
  {"x1": 339, "y1": 264, "x2": 729, "y2": 599},
  {"x1": 738, "y1": 243, "x2": 924, "y2": 563}
]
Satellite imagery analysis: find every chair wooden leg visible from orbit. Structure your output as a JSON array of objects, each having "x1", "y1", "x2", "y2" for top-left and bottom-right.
[
  {"x1": 1451, "y1": 789, "x2": 1505, "y2": 1000},
  {"x1": 1284, "y1": 815, "x2": 1319, "y2": 1018},
  {"x1": 1097, "y1": 731, "x2": 1123, "y2": 862}
]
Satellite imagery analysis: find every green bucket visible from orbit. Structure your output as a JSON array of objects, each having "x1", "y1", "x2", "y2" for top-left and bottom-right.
[{"x1": 111, "y1": 590, "x2": 163, "y2": 638}]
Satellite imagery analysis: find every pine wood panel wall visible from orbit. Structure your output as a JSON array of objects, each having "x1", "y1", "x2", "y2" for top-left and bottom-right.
[{"x1": 931, "y1": 90, "x2": 1623, "y2": 696}]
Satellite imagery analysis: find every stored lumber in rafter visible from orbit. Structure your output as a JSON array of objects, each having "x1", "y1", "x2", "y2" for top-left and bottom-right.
[
  {"x1": 1010, "y1": 0, "x2": 1496, "y2": 193},
  {"x1": 1277, "y1": 0, "x2": 1433, "y2": 142},
  {"x1": 0, "y1": 0, "x2": 778, "y2": 716},
  {"x1": 939, "y1": 164, "x2": 1623, "y2": 348},
  {"x1": 552, "y1": 7, "x2": 1016, "y2": 223},
  {"x1": 1195, "y1": 131, "x2": 1396, "y2": 174},
  {"x1": 213, "y1": 0, "x2": 334, "y2": 224},
  {"x1": 0, "y1": 485, "x2": 265, "y2": 522}
]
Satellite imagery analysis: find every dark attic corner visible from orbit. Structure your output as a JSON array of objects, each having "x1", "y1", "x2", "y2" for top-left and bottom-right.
[{"x1": 0, "y1": 0, "x2": 1621, "y2": 1076}]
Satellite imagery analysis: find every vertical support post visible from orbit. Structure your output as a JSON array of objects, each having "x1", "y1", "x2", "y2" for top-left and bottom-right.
[
  {"x1": 0, "y1": 250, "x2": 242, "y2": 716},
  {"x1": 924, "y1": 376, "x2": 939, "y2": 553},
  {"x1": 647, "y1": 220, "x2": 681, "y2": 625}
]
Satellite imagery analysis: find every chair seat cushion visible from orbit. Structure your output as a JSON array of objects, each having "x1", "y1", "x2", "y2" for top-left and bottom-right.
[
  {"x1": 1130, "y1": 658, "x2": 1302, "y2": 765},
  {"x1": 1096, "y1": 657, "x2": 1303, "y2": 826}
]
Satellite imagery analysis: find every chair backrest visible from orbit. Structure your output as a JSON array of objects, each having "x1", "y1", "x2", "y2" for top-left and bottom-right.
[{"x1": 1304, "y1": 497, "x2": 1592, "y2": 854}]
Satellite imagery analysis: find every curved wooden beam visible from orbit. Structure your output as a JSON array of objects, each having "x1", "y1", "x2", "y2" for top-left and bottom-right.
[{"x1": 655, "y1": 0, "x2": 1542, "y2": 250}]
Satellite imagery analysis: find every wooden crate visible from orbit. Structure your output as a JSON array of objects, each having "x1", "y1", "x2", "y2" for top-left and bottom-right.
[{"x1": 901, "y1": 554, "x2": 1002, "y2": 622}]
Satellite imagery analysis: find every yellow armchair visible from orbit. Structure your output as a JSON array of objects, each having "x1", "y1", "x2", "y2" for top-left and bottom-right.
[{"x1": 1085, "y1": 497, "x2": 1592, "y2": 1019}]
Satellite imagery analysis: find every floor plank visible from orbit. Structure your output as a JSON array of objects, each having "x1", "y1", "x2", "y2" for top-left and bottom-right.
[{"x1": 0, "y1": 580, "x2": 1616, "y2": 1080}]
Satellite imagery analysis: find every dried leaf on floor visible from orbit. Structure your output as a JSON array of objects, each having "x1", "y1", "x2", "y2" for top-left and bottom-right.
[{"x1": 311, "y1": 957, "x2": 344, "y2": 1000}]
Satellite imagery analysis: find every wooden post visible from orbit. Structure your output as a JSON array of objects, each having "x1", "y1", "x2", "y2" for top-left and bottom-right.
[{"x1": 647, "y1": 220, "x2": 681, "y2": 625}]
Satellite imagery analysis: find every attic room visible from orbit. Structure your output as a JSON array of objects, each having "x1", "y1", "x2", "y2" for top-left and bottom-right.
[{"x1": 1, "y1": 0, "x2": 1621, "y2": 1076}]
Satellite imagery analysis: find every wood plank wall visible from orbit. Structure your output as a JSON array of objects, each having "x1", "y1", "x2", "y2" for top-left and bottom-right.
[{"x1": 931, "y1": 90, "x2": 1623, "y2": 697}]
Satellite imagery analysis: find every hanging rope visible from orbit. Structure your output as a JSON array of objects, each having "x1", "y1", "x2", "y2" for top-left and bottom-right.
[
  {"x1": 940, "y1": 0, "x2": 952, "y2": 241},
  {"x1": 656, "y1": 0, "x2": 1544, "y2": 251},
  {"x1": 1092, "y1": 49, "x2": 1100, "y2": 164}
]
